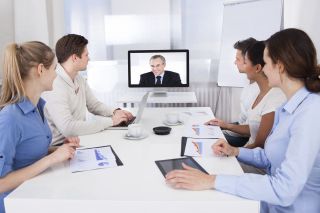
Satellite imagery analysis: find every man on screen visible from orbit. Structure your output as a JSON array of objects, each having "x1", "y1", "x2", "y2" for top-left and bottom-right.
[{"x1": 139, "y1": 55, "x2": 182, "y2": 87}]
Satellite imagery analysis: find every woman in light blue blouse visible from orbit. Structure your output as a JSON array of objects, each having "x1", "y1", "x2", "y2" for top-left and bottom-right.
[
  {"x1": 166, "y1": 28, "x2": 320, "y2": 213},
  {"x1": 0, "y1": 42, "x2": 80, "y2": 213}
]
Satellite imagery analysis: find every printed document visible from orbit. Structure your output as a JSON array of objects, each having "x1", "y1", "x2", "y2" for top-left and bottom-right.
[
  {"x1": 70, "y1": 146, "x2": 118, "y2": 172},
  {"x1": 183, "y1": 124, "x2": 224, "y2": 138},
  {"x1": 184, "y1": 138, "x2": 218, "y2": 157}
]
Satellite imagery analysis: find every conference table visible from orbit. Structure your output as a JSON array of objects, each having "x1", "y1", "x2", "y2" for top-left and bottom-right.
[{"x1": 5, "y1": 107, "x2": 259, "y2": 213}]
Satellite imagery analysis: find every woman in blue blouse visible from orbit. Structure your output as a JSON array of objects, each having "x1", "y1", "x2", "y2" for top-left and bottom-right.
[
  {"x1": 0, "y1": 41, "x2": 80, "y2": 213},
  {"x1": 166, "y1": 28, "x2": 320, "y2": 213}
]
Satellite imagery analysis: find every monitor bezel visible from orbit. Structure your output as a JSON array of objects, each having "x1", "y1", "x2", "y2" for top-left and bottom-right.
[{"x1": 128, "y1": 49, "x2": 189, "y2": 88}]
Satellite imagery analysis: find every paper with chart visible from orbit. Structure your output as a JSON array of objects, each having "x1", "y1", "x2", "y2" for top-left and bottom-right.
[
  {"x1": 184, "y1": 138, "x2": 218, "y2": 157},
  {"x1": 183, "y1": 124, "x2": 224, "y2": 139},
  {"x1": 70, "y1": 146, "x2": 118, "y2": 172}
]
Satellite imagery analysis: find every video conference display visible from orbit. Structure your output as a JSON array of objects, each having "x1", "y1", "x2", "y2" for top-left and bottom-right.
[{"x1": 128, "y1": 49, "x2": 189, "y2": 87}]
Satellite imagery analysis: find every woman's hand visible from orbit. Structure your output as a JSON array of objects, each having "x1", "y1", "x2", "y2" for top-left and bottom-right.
[
  {"x1": 64, "y1": 136, "x2": 80, "y2": 147},
  {"x1": 165, "y1": 163, "x2": 215, "y2": 190},
  {"x1": 205, "y1": 118, "x2": 229, "y2": 129},
  {"x1": 212, "y1": 139, "x2": 239, "y2": 157},
  {"x1": 48, "y1": 142, "x2": 78, "y2": 165}
]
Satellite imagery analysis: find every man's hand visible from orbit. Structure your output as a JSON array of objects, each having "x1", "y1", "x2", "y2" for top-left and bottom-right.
[
  {"x1": 112, "y1": 110, "x2": 134, "y2": 126},
  {"x1": 115, "y1": 110, "x2": 134, "y2": 120},
  {"x1": 64, "y1": 136, "x2": 80, "y2": 147}
]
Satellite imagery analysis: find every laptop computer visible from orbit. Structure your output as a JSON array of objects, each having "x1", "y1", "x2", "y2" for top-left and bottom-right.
[{"x1": 108, "y1": 92, "x2": 149, "y2": 130}]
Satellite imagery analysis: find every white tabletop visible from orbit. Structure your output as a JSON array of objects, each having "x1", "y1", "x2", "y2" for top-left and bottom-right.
[
  {"x1": 5, "y1": 107, "x2": 259, "y2": 213},
  {"x1": 117, "y1": 92, "x2": 197, "y2": 104}
]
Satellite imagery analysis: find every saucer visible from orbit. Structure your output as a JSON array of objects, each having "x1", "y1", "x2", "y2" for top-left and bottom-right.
[
  {"x1": 124, "y1": 132, "x2": 148, "y2": 140},
  {"x1": 163, "y1": 120, "x2": 184, "y2": 126}
]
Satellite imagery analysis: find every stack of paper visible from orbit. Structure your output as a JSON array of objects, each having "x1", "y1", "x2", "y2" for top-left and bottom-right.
[{"x1": 181, "y1": 124, "x2": 224, "y2": 157}]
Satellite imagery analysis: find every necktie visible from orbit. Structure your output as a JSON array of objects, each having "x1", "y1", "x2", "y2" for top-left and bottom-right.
[{"x1": 156, "y1": 76, "x2": 161, "y2": 85}]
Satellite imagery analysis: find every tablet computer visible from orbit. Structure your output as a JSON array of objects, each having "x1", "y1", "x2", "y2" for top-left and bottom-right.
[{"x1": 155, "y1": 157, "x2": 208, "y2": 177}]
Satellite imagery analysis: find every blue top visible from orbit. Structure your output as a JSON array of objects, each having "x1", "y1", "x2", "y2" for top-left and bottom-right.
[
  {"x1": 0, "y1": 98, "x2": 52, "y2": 213},
  {"x1": 215, "y1": 87, "x2": 320, "y2": 213}
]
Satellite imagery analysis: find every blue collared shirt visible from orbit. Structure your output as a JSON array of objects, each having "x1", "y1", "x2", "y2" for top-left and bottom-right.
[
  {"x1": 215, "y1": 87, "x2": 320, "y2": 213},
  {"x1": 0, "y1": 98, "x2": 52, "y2": 213}
]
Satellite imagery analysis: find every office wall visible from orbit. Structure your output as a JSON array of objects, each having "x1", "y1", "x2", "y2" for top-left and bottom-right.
[
  {"x1": 284, "y1": 0, "x2": 320, "y2": 62},
  {"x1": 1, "y1": 0, "x2": 320, "y2": 121},
  {"x1": 50, "y1": 0, "x2": 65, "y2": 47},
  {"x1": 109, "y1": 0, "x2": 171, "y2": 59},
  {"x1": 0, "y1": 0, "x2": 64, "y2": 81},
  {"x1": 1, "y1": 1, "x2": 320, "y2": 69},
  {"x1": 14, "y1": 0, "x2": 49, "y2": 44},
  {"x1": 0, "y1": 0, "x2": 15, "y2": 80}
]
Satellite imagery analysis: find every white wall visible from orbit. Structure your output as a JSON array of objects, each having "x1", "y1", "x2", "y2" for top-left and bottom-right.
[
  {"x1": 109, "y1": 0, "x2": 171, "y2": 59},
  {"x1": 50, "y1": 0, "x2": 66, "y2": 47},
  {"x1": 284, "y1": 0, "x2": 320, "y2": 62},
  {"x1": 182, "y1": 0, "x2": 223, "y2": 60},
  {"x1": 14, "y1": 0, "x2": 50, "y2": 44},
  {"x1": 0, "y1": 0, "x2": 64, "y2": 82},
  {"x1": 0, "y1": 0, "x2": 15, "y2": 79}
]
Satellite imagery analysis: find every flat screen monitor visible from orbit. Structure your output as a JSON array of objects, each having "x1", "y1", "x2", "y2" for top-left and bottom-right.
[{"x1": 128, "y1": 49, "x2": 189, "y2": 88}]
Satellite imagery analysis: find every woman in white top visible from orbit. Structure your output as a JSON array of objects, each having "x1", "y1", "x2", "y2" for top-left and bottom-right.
[
  {"x1": 223, "y1": 38, "x2": 259, "y2": 147},
  {"x1": 206, "y1": 41, "x2": 286, "y2": 149}
]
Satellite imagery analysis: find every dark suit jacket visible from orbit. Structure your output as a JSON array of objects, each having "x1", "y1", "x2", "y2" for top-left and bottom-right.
[{"x1": 139, "y1": 71, "x2": 182, "y2": 87}]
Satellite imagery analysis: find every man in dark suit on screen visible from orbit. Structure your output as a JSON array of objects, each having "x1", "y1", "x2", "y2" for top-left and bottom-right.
[{"x1": 139, "y1": 55, "x2": 182, "y2": 87}]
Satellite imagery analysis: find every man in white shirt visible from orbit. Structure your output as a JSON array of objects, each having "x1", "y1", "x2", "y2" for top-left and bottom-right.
[
  {"x1": 43, "y1": 34, "x2": 133, "y2": 146},
  {"x1": 221, "y1": 38, "x2": 259, "y2": 147}
]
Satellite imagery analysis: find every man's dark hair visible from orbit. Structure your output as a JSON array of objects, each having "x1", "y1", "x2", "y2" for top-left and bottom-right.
[
  {"x1": 233, "y1": 37, "x2": 257, "y2": 56},
  {"x1": 55, "y1": 34, "x2": 88, "y2": 63},
  {"x1": 246, "y1": 41, "x2": 265, "y2": 67}
]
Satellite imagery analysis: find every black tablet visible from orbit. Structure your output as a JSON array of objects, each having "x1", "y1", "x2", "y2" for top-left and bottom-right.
[{"x1": 155, "y1": 157, "x2": 208, "y2": 177}]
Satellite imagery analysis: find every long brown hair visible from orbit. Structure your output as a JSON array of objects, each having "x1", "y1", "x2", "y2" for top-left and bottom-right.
[
  {"x1": 0, "y1": 41, "x2": 55, "y2": 108},
  {"x1": 266, "y1": 28, "x2": 320, "y2": 92}
]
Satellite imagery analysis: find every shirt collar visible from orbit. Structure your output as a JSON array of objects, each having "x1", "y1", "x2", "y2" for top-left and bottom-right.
[
  {"x1": 17, "y1": 97, "x2": 46, "y2": 115},
  {"x1": 56, "y1": 63, "x2": 79, "y2": 90},
  {"x1": 155, "y1": 71, "x2": 165, "y2": 78},
  {"x1": 282, "y1": 87, "x2": 310, "y2": 114}
]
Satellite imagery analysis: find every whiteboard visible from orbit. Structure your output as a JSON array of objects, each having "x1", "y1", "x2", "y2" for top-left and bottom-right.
[{"x1": 217, "y1": 0, "x2": 283, "y2": 87}]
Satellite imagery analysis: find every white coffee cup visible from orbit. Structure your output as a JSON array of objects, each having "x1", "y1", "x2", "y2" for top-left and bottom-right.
[
  {"x1": 128, "y1": 124, "x2": 143, "y2": 138},
  {"x1": 165, "y1": 112, "x2": 179, "y2": 124}
]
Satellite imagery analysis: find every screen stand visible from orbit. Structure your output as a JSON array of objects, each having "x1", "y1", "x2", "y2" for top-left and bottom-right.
[{"x1": 151, "y1": 89, "x2": 168, "y2": 97}]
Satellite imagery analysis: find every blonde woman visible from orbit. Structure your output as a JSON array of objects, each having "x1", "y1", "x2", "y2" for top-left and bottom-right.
[{"x1": 0, "y1": 42, "x2": 79, "y2": 213}]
